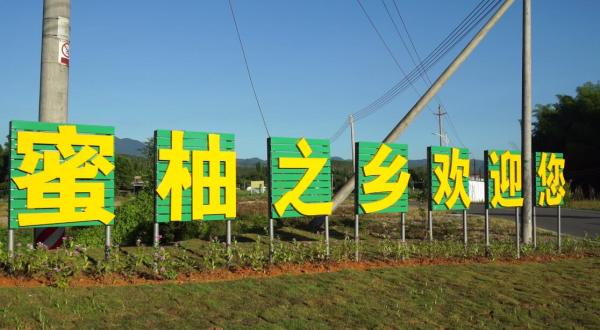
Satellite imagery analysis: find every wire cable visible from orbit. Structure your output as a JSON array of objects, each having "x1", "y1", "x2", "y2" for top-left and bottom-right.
[
  {"x1": 355, "y1": 0, "x2": 426, "y2": 101},
  {"x1": 227, "y1": 0, "x2": 271, "y2": 137},
  {"x1": 387, "y1": 0, "x2": 469, "y2": 148},
  {"x1": 330, "y1": 0, "x2": 500, "y2": 141}
]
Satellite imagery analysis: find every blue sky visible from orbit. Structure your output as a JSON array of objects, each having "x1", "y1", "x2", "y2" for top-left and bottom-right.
[{"x1": 1, "y1": 1, "x2": 599, "y2": 160}]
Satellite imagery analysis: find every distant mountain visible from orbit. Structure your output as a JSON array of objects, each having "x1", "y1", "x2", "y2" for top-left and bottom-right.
[
  {"x1": 237, "y1": 157, "x2": 266, "y2": 167},
  {"x1": 113, "y1": 137, "x2": 486, "y2": 175},
  {"x1": 115, "y1": 137, "x2": 146, "y2": 157}
]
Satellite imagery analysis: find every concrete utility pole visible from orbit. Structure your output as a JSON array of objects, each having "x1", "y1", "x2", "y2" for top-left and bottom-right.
[
  {"x1": 434, "y1": 105, "x2": 447, "y2": 146},
  {"x1": 39, "y1": 0, "x2": 70, "y2": 121},
  {"x1": 521, "y1": 0, "x2": 533, "y2": 244},
  {"x1": 36, "y1": 0, "x2": 70, "y2": 247},
  {"x1": 331, "y1": 0, "x2": 515, "y2": 210}
]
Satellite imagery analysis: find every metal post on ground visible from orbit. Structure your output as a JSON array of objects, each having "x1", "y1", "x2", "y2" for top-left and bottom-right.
[
  {"x1": 401, "y1": 212, "x2": 406, "y2": 243},
  {"x1": 557, "y1": 205, "x2": 562, "y2": 253},
  {"x1": 485, "y1": 208, "x2": 490, "y2": 252},
  {"x1": 269, "y1": 218, "x2": 274, "y2": 263},
  {"x1": 532, "y1": 206, "x2": 537, "y2": 248},
  {"x1": 325, "y1": 216, "x2": 330, "y2": 258},
  {"x1": 463, "y1": 209, "x2": 468, "y2": 248},
  {"x1": 8, "y1": 229, "x2": 14, "y2": 261},
  {"x1": 105, "y1": 225, "x2": 111, "y2": 260},
  {"x1": 153, "y1": 222, "x2": 160, "y2": 248},
  {"x1": 428, "y1": 210, "x2": 433, "y2": 241},
  {"x1": 354, "y1": 214, "x2": 359, "y2": 261},
  {"x1": 226, "y1": 220, "x2": 232, "y2": 247},
  {"x1": 515, "y1": 208, "x2": 520, "y2": 259}
]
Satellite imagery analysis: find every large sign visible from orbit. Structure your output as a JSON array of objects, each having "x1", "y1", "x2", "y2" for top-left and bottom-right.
[
  {"x1": 355, "y1": 142, "x2": 409, "y2": 214},
  {"x1": 268, "y1": 137, "x2": 332, "y2": 219},
  {"x1": 9, "y1": 120, "x2": 115, "y2": 228},
  {"x1": 485, "y1": 149, "x2": 523, "y2": 209},
  {"x1": 428, "y1": 146, "x2": 470, "y2": 211},
  {"x1": 535, "y1": 152, "x2": 566, "y2": 207},
  {"x1": 155, "y1": 130, "x2": 236, "y2": 222}
]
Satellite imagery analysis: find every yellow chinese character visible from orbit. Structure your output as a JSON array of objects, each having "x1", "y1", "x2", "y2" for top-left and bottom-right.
[
  {"x1": 360, "y1": 144, "x2": 410, "y2": 214},
  {"x1": 156, "y1": 131, "x2": 236, "y2": 221},
  {"x1": 273, "y1": 138, "x2": 332, "y2": 217},
  {"x1": 156, "y1": 131, "x2": 191, "y2": 221},
  {"x1": 489, "y1": 150, "x2": 523, "y2": 208},
  {"x1": 432, "y1": 148, "x2": 470, "y2": 209},
  {"x1": 12, "y1": 125, "x2": 115, "y2": 226},
  {"x1": 192, "y1": 134, "x2": 236, "y2": 219},
  {"x1": 537, "y1": 152, "x2": 565, "y2": 206}
]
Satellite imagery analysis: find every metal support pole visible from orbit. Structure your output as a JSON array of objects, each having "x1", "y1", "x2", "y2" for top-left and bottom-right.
[
  {"x1": 269, "y1": 218, "x2": 274, "y2": 262},
  {"x1": 105, "y1": 225, "x2": 111, "y2": 260},
  {"x1": 350, "y1": 115, "x2": 356, "y2": 172},
  {"x1": 7, "y1": 229, "x2": 14, "y2": 260},
  {"x1": 532, "y1": 206, "x2": 537, "y2": 248},
  {"x1": 463, "y1": 210, "x2": 468, "y2": 247},
  {"x1": 428, "y1": 210, "x2": 433, "y2": 241},
  {"x1": 153, "y1": 222, "x2": 160, "y2": 248},
  {"x1": 226, "y1": 220, "x2": 232, "y2": 246},
  {"x1": 515, "y1": 208, "x2": 520, "y2": 259},
  {"x1": 354, "y1": 214, "x2": 359, "y2": 261},
  {"x1": 485, "y1": 208, "x2": 490, "y2": 248},
  {"x1": 330, "y1": 0, "x2": 515, "y2": 211},
  {"x1": 325, "y1": 216, "x2": 330, "y2": 258},
  {"x1": 401, "y1": 212, "x2": 406, "y2": 243},
  {"x1": 557, "y1": 205, "x2": 562, "y2": 252},
  {"x1": 521, "y1": 0, "x2": 533, "y2": 244}
]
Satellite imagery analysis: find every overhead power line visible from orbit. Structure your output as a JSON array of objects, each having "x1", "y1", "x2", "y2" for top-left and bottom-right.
[
  {"x1": 330, "y1": 0, "x2": 501, "y2": 142},
  {"x1": 227, "y1": 0, "x2": 271, "y2": 137},
  {"x1": 355, "y1": 0, "x2": 427, "y2": 103},
  {"x1": 387, "y1": 0, "x2": 469, "y2": 148}
]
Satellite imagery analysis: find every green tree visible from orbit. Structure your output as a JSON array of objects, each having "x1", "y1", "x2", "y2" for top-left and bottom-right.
[{"x1": 533, "y1": 81, "x2": 600, "y2": 197}]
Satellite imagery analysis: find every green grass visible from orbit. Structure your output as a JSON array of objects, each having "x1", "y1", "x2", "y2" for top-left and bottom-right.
[
  {"x1": 568, "y1": 199, "x2": 600, "y2": 211},
  {"x1": 0, "y1": 257, "x2": 598, "y2": 328}
]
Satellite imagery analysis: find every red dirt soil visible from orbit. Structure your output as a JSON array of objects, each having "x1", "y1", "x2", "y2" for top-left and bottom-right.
[{"x1": 0, "y1": 254, "x2": 591, "y2": 288}]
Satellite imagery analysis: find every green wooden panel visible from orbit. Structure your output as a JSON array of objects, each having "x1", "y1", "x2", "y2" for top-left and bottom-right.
[
  {"x1": 11, "y1": 120, "x2": 114, "y2": 135},
  {"x1": 428, "y1": 146, "x2": 470, "y2": 211},
  {"x1": 154, "y1": 130, "x2": 236, "y2": 222},
  {"x1": 268, "y1": 137, "x2": 332, "y2": 219},
  {"x1": 355, "y1": 142, "x2": 409, "y2": 215},
  {"x1": 534, "y1": 152, "x2": 565, "y2": 207},
  {"x1": 485, "y1": 149, "x2": 522, "y2": 209},
  {"x1": 9, "y1": 120, "x2": 115, "y2": 229}
]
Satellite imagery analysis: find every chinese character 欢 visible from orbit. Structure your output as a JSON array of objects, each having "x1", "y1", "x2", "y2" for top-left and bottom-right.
[{"x1": 432, "y1": 147, "x2": 470, "y2": 209}]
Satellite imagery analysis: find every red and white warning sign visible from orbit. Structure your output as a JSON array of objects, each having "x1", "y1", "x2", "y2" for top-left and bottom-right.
[
  {"x1": 58, "y1": 39, "x2": 70, "y2": 66},
  {"x1": 57, "y1": 16, "x2": 70, "y2": 67}
]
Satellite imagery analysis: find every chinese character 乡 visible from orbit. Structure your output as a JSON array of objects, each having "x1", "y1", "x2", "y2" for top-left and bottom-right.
[
  {"x1": 12, "y1": 125, "x2": 115, "y2": 226},
  {"x1": 537, "y1": 152, "x2": 566, "y2": 206},
  {"x1": 489, "y1": 150, "x2": 523, "y2": 208},
  {"x1": 156, "y1": 131, "x2": 236, "y2": 221},
  {"x1": 432, "y1": 148, "x2": 470, "y2": 209},
  {"x1": 273, "y1": 138, "x2": 332, "y2": 217},
  {"x1": 360, "y1": 144, "x2": 410, "y2": 214}
]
